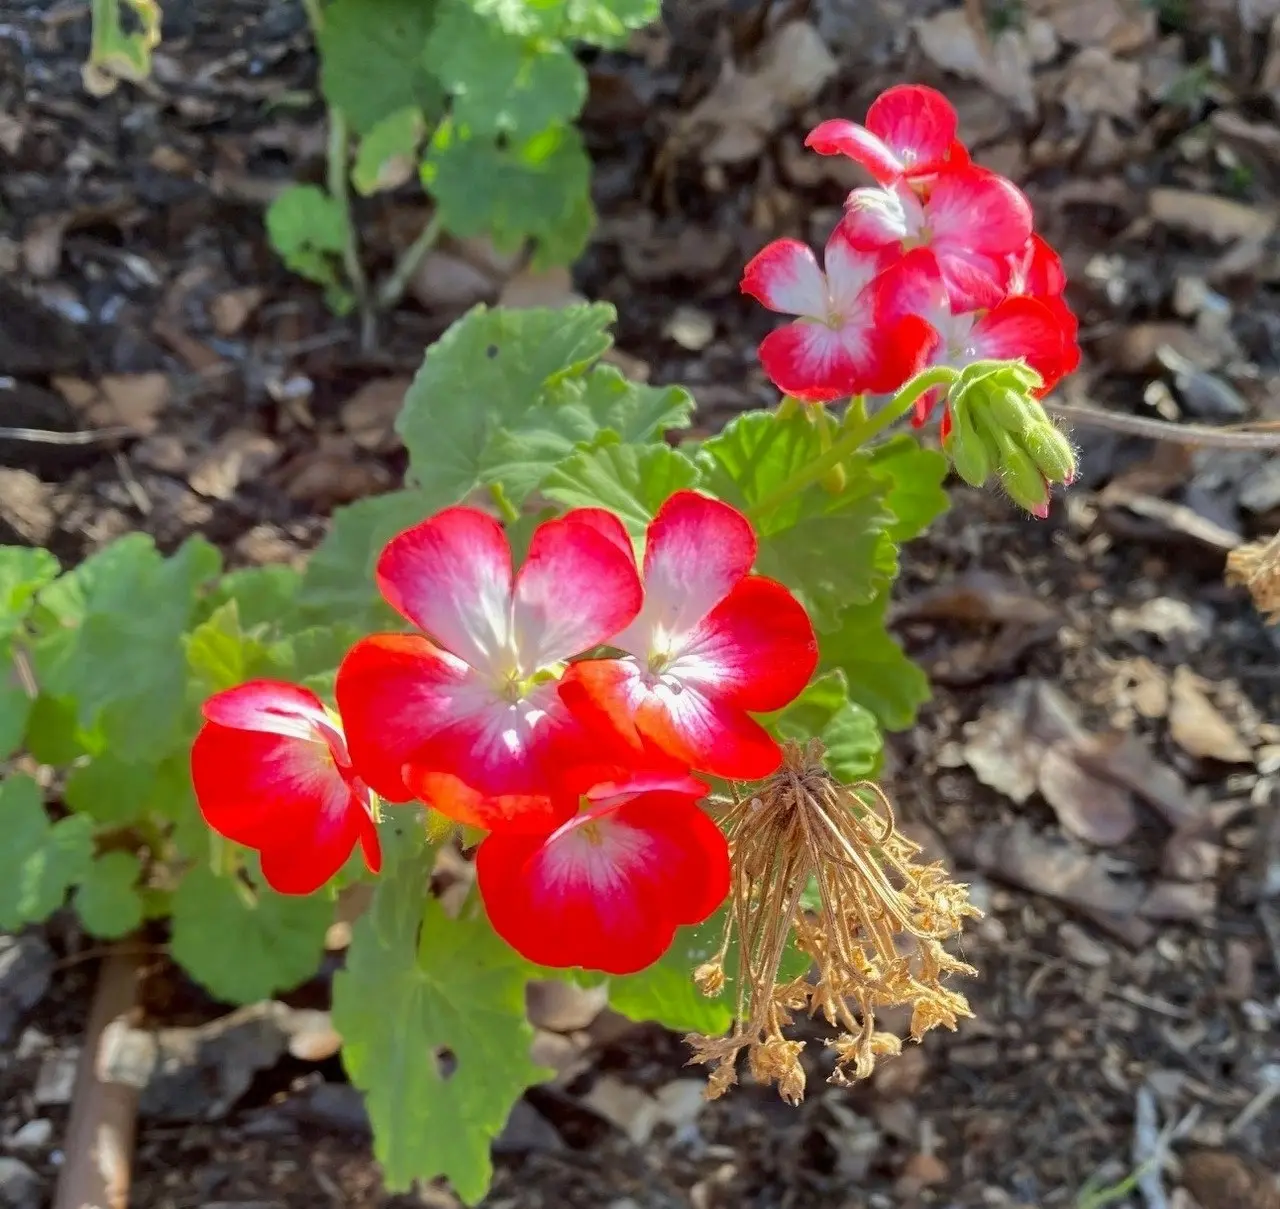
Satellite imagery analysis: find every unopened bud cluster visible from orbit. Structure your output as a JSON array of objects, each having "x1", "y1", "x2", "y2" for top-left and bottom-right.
[{"x1": 943, "y1": 361, "x2": 1077, "y2": 517}]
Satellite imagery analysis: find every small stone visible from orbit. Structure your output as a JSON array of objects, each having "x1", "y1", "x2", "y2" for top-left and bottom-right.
[
  {"x1": 0, "y1": 1157, "x2": 41, "y2": 1209},
  {"x1": 33, "y1": 1049, "x2": 78, "y2": 1106},
  {"x1": 664, "y1": 305, "x2": 716, "y2": 351},
  {"x1": 0, "y1": 936, "x2": 54, "y2": 1044},
  {"x1": 1240, "y1": 459, "x2": 1280, "y2": 514},
  {"x1": 6, "y1": 1120, "x2": 51, "y2": 1151},
  {"x1": 14, "y1": 1029, "x2": 48, "y2": 1061}
]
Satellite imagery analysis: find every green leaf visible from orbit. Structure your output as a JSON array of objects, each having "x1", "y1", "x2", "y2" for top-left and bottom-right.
[
  {"x1": 699, "y1": 412, "x2": 897, "y2": 631},
  {"x1": 867, "y1": 435, "x2": 951, "y2": 542},
  {"x1": 0, "y1": 649, "x2": 32, "y2": 761},
  {"x1": 64, "y1": 754, "x2": 156, "y2": 827},
  {"x1": 766, "y1": 669, "x2": 882, "y2": 782},
  {"x1": 607, "y1": 916, "x2": 733, "y2": 1035},
  {"x1": 205, "y1": 564, "x2": 303, "y2": 633},
  {"x1": 265, "y1": 185, "x2": 353, "y2": 313},
  {"x1": 334, "y1": 856, "x2": 550, "y2": 1203},
  {"x1": 298, "y1": 491, "x2": 436, "y2": 631},
  {"x1": 0, "y1": 776, "x2": 94, "y2": 930},
  {"x1": 31, "y1": 535, "x2": 221, "y2": 763},
  {"x1": 146, "y1": 754, "x2": 207, "y2": 859},
  {"x1": 270, "y1": 625, "x2": 362, "y2": 696},
  {"x1": 85, "y1": 0, "x2": 161, "y2": 94},
  {"x1": 424, "y1": 120, "x2": 594, "y2": 268},
  {"x1": 0, "y1": 547, "x2": 59, "y2": 641},
  {"x1": 169, "y1": 865, "x2": 331, "y2": 1004},
  {"x1": 397, "y1": 304, "x2": 690, "y2": 511},
  {"x1": 540, "y1": 438, "x2": 700, "y2": 534},
  {"x1": 185, "y1": 601, "x2": 279, "y2": 696},
  {"x1": 318, "y1": 0, "x2": 442, "y2": 135},
  {"x1": 819, "y1": 595, "x2": 931, "y2": 732},
  {"x1": 471, "y1": 0, "x2": 660, "y2": 45},
  {"x1": 425, "y1": 0, "x2": 587, "y2": 141},
  {"x1": 23, "y1": 694, "x2": 104, "y2": 765},
  {"x1": 74, "y1": 851, "x2": 144, "y2": 938},
  {"x1": 352, "y1": 106, "x2": 427, "y2": 197}
]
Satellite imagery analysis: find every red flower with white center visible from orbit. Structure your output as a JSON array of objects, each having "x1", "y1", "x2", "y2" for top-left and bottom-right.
[
  {"x1": 840, "y1": 166, "x2": 1033, "y2": 311},
  {"x1": 875, "y1": 247, "x2": 1077, "y2": 425},
  {"x1": 334, "y1": 506, "x2": 643, "y2": 832},
  {"x1": 191, "y1": 680, "x2": 380, "y2": 895},
  {"x1": 740, "y1": 224, "x2": 938, "y2": 402},
  {"x1": 475, "y1": 783, "x2": 728, "y2": 975},
  {"x1": 559, "y1": 491, "x2": 818, "y2": 781},
  {"x1": 805, "y1": 84, "x2": 969, "y2": 187}
]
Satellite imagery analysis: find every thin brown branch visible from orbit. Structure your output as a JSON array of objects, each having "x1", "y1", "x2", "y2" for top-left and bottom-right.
[{"x1": 1044, "y1": 401, "x2": 1280, "y2": 450}]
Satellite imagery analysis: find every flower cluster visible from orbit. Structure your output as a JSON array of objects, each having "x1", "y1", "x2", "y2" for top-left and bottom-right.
[
  {"x1": 191, "y1": 492, "x2": 819, "y2": 975},
  {"x1": 741, "y1": 84, "x2": 1080, "y2": 416}
]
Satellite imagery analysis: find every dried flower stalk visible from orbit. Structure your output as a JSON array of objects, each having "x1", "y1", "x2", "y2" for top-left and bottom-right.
[
  {"x1": 1226, "y1": 531, "x2": 1280, "y2": 625},
  {"x1": 687, "y1": 739, "x2": 981, "y2": 1103}
]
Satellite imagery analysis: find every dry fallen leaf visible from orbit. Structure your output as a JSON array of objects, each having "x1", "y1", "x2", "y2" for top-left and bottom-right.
[
  {"x1": 498, "y1": 265, "x2": 583, "y2": 310},
  {"x1": 1148, "y1": 189, "x2": 1277, "y2": 244},
  {"x1": 53, "y1": 372, "x2": 171, "y2": 435},
  {"x1": 1181, "y1": 1149, "x2": 1280, "y2": 1209},
  {"x1": 209, "y1": 286, "x2": 265, "y2": 337},
  {"x1": 525, "y1": 980, "x2": 609, "y2": 1033},
  {"x1": 188, "y1": 430, "x2": 282, "y2": 501},
  {"x1": 339, "y1": 378, "x2": 410, "y2": 453},
  {"x1": 1226, "y1": 531, "x2": 1280, "y2": 624},
  {"x1": 1024, "y1": 0, "x2": 1155, "y2": 51},
  {"x1": 411, "y1": 249, "x2": 499, "y2": 310},
  {"x1": 913, "y1": 9, "x2": 1037, "y2": 117},
  {"x1": 962, "y1": 681, "x2": 1139, "y2": 845},
  {"x1": 1169, "y1": 667, "x2": 1253, "y2": 764},
  {"x1": 971, "y1": 821, "x2": 1154, "y2": 946}
]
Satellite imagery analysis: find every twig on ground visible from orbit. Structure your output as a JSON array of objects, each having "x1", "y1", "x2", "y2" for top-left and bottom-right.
[
  {"x1": 0, "y1": 425, "x2": 133, "y2": 445},
  {"x1": 1045, "y1": 401, "x2": 1280, "y2": 450},
  {"x1": 53, "y1": 945, "x2": 145, "y2": 1209}
]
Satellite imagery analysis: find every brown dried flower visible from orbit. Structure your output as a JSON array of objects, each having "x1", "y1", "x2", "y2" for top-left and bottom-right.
[
  {"x1": 1226, "y1": 532, "x2": 1280, "y2": 625},
  {"x1": 686, "y1": 739, "x2": 981, "y2": 1104}
]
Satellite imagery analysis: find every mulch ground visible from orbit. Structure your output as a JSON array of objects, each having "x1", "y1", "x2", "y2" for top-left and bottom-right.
[{"x1": 2, "y1": 1, "x2": 1279, "y2": 1206}]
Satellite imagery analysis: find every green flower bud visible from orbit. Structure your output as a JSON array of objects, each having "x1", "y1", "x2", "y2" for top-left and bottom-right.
[
  {"x1": 942, "y1": 402, "x2": 994, "y2": 488},
  {"x1": 1021, "y1": 423, "x2": 1077, "y2": 486},
  {"x1": 992, "y1": 429, "x2": 1051, "y2": 517},
  {"x1": 821, "y1": 461, "x2": 848, "y2": 495}
]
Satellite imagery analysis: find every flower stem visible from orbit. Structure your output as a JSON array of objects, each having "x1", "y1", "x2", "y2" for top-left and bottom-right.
[
  {"x1": 750, "y1": 367, "x2": 956, "y2": 521},
  {"x1": 376, "y1": 211, "x2": 443, "y2": 311}
]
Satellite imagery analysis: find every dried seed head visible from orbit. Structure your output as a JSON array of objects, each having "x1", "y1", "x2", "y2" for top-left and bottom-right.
[
  {"x1": 686, "y1": 740, "x2": 981, "y2": 1104},
  {"x1": 1227, "y1": 531, "x2": 1280, "y2": 624}
]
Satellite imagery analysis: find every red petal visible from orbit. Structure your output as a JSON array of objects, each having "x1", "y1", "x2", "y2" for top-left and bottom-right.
[
  {"x1": 927, "y1": 167, "x2": 1033, "y2": 258},
  {"x1": 201, "y1": 680, "x2": 332, "y2": 744},
  {"x1": 937, "y1": 248, "x2": 1010, "y2": 312},
  {"x1": 618, "y1": 490, "x2": 756, "y2": 656},
  {"x1": 376, "y1": 506, "x2": 514, "y2": 673},
  {"x1": 971, "y1": 296, "x2": 1071, "y2": 390},
  {"x1": 865, "y1": 85, "x2": 958, "y2": 173},
  {"x1": 335, "y1": 633, "x2": 470, "y2": 803},
  {"x1": 823, "y1": 224, "x2": 893, "y2": 316},
  {"x1": 675, "y1": 575, "x2": 817, "y2": 712},
  {"x1": 558, "y1": 507, "x2": 637, "y2": 565},
  {"x1": 864, "y1": 314, "x2": 944, "y2": 395},
  {"x1": 740, "y1": 238, "x2": 828, "y2": 318},
  {"x1": 511, "y1": 509, "x2": 643, "y2": 670},
  {"x1": 871, "y1": 246, "x2": 949, "y2": 331},
  {"x1": 475, "y1": 792, "x2": 729, "y2": 974},
  {"x1": 399, "y1": 678, "x2": 588, "y2": 831},
  {"x1": 563, "y1": 658, "x2": 783, "y2": 781},
  {"x1": 1008, "y1": 233, "x2": 1067, "y2": 298},
  {"x1": 841, "y1": 184, "x2": 917, "y2": 249},
  {"x1": 804, "y1": 118, "x2": 904, "y2": 183},
  {"x1": 757, "y1": 316, "x2": 872, "y2": 401},
  {"x1": 191, "y1": 722, "x2": 374, "y2": 895}
]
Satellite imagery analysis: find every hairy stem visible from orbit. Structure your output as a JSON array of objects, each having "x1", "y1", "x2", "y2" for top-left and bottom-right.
[{"x1": 749, "y1": 367, "x2": 957, "y2": 520}]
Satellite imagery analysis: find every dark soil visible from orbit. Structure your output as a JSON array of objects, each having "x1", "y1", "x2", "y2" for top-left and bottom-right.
[{"x1": 3, "y1": 1, "x2": 1280, "y2": 1207}]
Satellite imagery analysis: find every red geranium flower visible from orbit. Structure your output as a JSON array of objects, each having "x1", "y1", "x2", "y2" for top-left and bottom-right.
[
  {"x1": 335, "y1": 506, "x2": 643, "y2": 833},
  {"x1": 805, "y1": 84, "x2": 970, "y2": 187},
  {"x1": 475, "y1": 777, "x2": 728, "y2": 975},
  {"x1": 191, "y1": 680, "x2": 380, "y2": 895},
  {"x1": 740, "y1": 224, "x2": 937, "y2": 402},
  {"x1": 561, "y1": 491, "x2": 818, "y2": 781}
]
